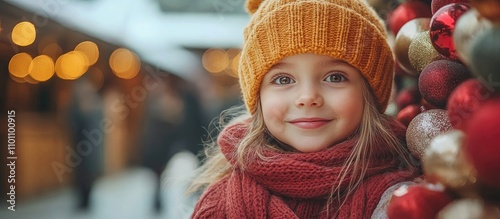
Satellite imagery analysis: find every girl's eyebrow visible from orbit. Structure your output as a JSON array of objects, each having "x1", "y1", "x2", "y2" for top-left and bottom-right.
[
  {"x1": 318, "y1": 59, "x2": 349, "y2": 68},
  {"x1": 269, "y1": 62, "x2": 293, "y2": 71},
  {"x1": 268, "y1": 59, "x2": 349, "y2": 71}
]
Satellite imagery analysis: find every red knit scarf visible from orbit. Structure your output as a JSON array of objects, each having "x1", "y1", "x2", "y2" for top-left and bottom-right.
[{"x1": 192, "y1": 121, "x2": 417, "y2": 219}]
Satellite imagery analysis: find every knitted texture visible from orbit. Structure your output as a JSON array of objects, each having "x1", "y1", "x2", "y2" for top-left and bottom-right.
[
  {"x1": 191, "y1": 121, "x2": 417, "y2": 218},
  {"x1": 239, "y1": 0, "x2": 394, "y2": 114}
]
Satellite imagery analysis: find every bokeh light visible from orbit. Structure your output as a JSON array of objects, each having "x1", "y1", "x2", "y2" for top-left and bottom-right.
[
  {"x1": 75, "y1": 41, "x2": 99, "y2": 66},
  {"x1": 28, "y1": 55, "x2": 55, "y2": 82},
  {"x1": 9, "y1": 52, "x2": 33, "y2": 78},
  {"x1": 109, "y1": 48, "x2": 141, "y2": 79},
  {"x1": 225, "y1": 48, "x2": 240, "y2": 77},
  {"x1": 55, "y1": 51, "x2": 88, "y2": 80},
  {"x1": 202, "y1": 48, "x2": 229, "y2": 73},
  {"x1": 11, "y1": 21, "x2": 36, "y2": 46},
  {"x1": 230, "y1": 53, "x2": 240, "y2": 78}
]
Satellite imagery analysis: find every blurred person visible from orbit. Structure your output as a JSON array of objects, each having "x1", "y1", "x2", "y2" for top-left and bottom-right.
[
  {"x1": 68, "y1": 74, "x2": 105, "y2": 211},
  {"x1": 139, "y1": 75, "x2": 204, "y2": 213}
]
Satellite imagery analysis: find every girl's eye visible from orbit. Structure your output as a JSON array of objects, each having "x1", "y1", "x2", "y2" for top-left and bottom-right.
[
  {"x1": 325, "y1": 73, "x2": 346, "y2": 83},
  {"x1": 273, "y1": 75, "x2": 295, "y2": 85}
]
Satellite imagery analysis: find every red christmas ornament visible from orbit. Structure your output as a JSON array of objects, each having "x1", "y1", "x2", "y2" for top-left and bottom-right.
[
  {"x1": 396, "y1": 86, "x2": 422, "y2": 110},
  {"x1": 387, "y1": 184, "x2": 454, "y2": 219},
  {"x1": 431, "y1": 0, "x2": 470, "y2": 14},
  {"x1": 388, "y1": 1, "x2": 432, "y2": 35},
  {"x1": 447, "y1": 79, "x2": 493, "y2": 130},
  {"x1": 429, "y1": 3, "x2": 471, "y2": 60},
  {"x1": 464, "y1": 98, "x2": 500, "y2": 189},
  {"x1": 397, "y1": 104, "x2": 422, "y2": 127},
  {"x1": 419, "y1": 59, "x2": 471, "y2": 108}
]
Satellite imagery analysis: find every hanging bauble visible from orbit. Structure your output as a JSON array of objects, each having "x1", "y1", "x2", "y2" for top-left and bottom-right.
[
  {"x1": 409, "y1": 31, "x2": 441, "y2": 73},
  {"x1": 447, "y1": 79, "x2": 493, "y2": 130},
  {"x1": 470, "y1": 0, "x2": 500, "y2": 23},
  {"x1": 387, "y1": 184, "x2": 454, "y2": 219},
  {"x1": 419, "y1": 59, "x2": 471, "y2": 109},
  {"x1": 422, "y1": 130, "x2": 477, "y2": 190},
  {"x1": 453, "y1": 8, "x2": 493, "y2": 65},
  {"x1": 407, "y1": 109, "x2": 453, "y2": 159},
  {"x1": 464, "y1": 98, "x2": 500, "y2": 189},
  {"x1": 429, "y1": 3, "x2": 471, "y2": 60},
  {"x1": 388, "y1": 1, "x2": 432, "y2": 35},
  {"x1": 397, "y1": 104, "x2": 422, "y2": 127},
  {"x1": 395, "y1": 18, "x2": 431, "y2": 76},
  {"x1": 438, "y1": 199, "x2": 500, "y2": 219},
  {"x1": 431, "y1": 0, "x2": 470, "y2": 14},
  {"x1": 469, "y1": 27, "x2": 500, "y2": 91}
]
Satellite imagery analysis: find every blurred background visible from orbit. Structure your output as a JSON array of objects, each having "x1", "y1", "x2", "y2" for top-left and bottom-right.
[{"x1": 0, "y1": 0, "x2": 248, "y2": 218}]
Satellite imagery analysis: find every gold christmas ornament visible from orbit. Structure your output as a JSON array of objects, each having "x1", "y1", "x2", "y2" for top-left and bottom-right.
[
  {"x1": 423, "y1": 130, "x2": 477, "y2": 190},
  {"x1": 406, "y1": 109, "x2": 453, "y2": 160},
  {"x1": 453, "y1": 8, "x2": 493, "y2": 65},
  {"x1": 438, "y1": 199, "x2": 500, "y2": 219},
  {"x1": 409, "y1": 30, "x2": 440, "y2": 74},
  {"x1": 395, "y1": 18, "x2": 431, "y2": 76}
]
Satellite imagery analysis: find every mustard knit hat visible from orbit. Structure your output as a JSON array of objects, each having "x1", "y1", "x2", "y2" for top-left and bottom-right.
[{"x1": 239, "y1": 0, "x2": 394, "y2": 114}]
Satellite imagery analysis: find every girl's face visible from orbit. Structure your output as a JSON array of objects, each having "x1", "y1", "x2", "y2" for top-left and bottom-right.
[{"x1": 260, "y1": 53, "x2": 365, "y2": 152}]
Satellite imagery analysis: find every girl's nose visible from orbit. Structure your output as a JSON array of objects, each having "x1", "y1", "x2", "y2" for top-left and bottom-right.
[{"x1": 295, "y1": 86, "x2": 323, "y2": 108}]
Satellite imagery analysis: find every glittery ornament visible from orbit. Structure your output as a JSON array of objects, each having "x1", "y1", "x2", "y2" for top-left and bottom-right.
[
  {"x1": 422, "y1": 130, "x2": 477, "y2": 190},
  {"x1": 431, "y1": 0, "x2": 471, "y2": 14},
  {"x1": 419, "y1": 60, "x2": 471, "y2": 108},
  {"x1": 464, "y1": 98, "x2": 500, "y2": 188},
  {"x1": 447, "y1": 79, "x2": 494, "y2": 129},
  {"x1": 388, "y1": 1, "x2": 432, "y2": 35},
  {"x1": 453, "y1": 8, "x2": 493, "y2": 65},
  {"x1": 470, "y1": 0, "x2": 500, "y2": 23},
  {"x1": 430, "y1": 3, "x2": 471, "y2": 60},
  {"x1": 387, "y1": 184, "x2": 454, "y2": 219},
  {"x1": 469, "y1": 27, "x2": 500, "y2": 90},
  {"x1": 409, "y1": 31, "x2": 440, "y2": 73},
  {"x1": 438, "y1": 199, "x2": 500, "y2": 219},
  {"x1": 397, "y1": 86, "x2": 422, "y2": 110},
  {"x1": 395, "y1": 18, "x2": 431, "y2": 76},
  {"x1": 406, "y1": 109, "x2": 453, "y2": 159},
  {"x1": 396, "y1": 104, "x2": 422, "y2": 127}
]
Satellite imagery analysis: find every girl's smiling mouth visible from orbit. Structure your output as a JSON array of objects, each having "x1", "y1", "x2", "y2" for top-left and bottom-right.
[{"x1": 288, "y1": 117, "x2": 332, "y2": 129}]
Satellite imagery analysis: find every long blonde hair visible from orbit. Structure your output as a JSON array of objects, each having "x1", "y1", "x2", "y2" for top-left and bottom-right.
[{"x1": 188, "y1": 79, "x2": 419, "y2": 203}]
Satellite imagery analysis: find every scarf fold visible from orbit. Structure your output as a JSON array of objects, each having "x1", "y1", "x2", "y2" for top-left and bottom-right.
[{"x1": 193, "y1": 120, "x2": 417, "y2": 219}]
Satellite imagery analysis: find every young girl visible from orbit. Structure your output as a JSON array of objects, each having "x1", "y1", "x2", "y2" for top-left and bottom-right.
[{"x1": 190, "y1": 0, "x2": 420, "y2": 218}]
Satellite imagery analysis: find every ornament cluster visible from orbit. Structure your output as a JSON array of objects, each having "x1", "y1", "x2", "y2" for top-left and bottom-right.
[{"x1": 381, "y1": 0, "x2": 500, "y2": 218}]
